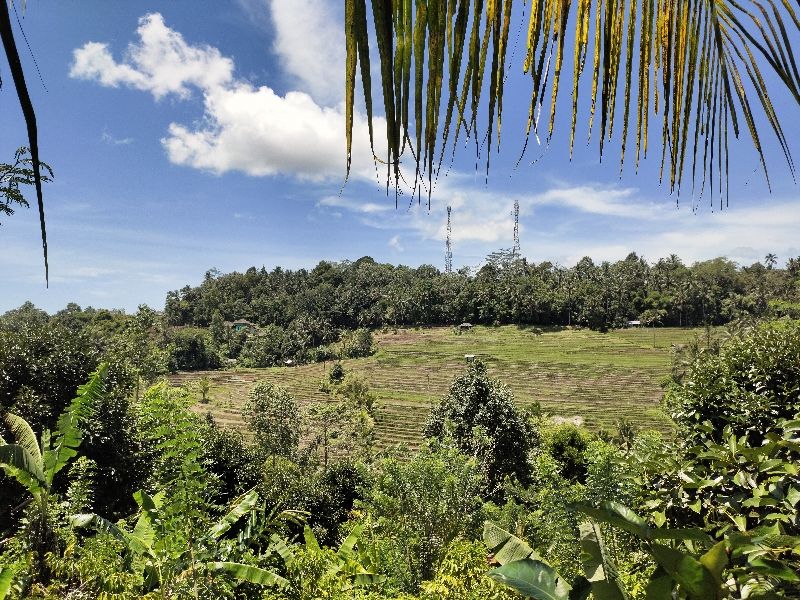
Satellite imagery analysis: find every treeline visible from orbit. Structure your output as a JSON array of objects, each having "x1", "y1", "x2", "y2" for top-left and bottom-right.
[{"x1": 165, "y1": 253, "x2": 800, "y2": 332}]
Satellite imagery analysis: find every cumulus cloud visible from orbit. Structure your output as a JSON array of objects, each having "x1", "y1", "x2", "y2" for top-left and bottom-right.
[
  {"x1": 388, "y1": 235, "x2": 404, "y2": 251},
  {"x1": 70, "y1": 11, "x2": 378, "y2": 181},
  {"x1": 70, "y1": 14, "x2": 234, "y2": 99},
  {"x1": 269, "y1": 0, "x2": 345, "y2": 104}
]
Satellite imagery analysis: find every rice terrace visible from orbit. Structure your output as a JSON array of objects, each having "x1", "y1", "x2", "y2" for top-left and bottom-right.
[{"x1": 172, "y1": 325, "x2": 712, "y2": 448}]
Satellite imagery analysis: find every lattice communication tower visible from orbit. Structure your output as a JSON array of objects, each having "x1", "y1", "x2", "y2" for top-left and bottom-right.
[
  {"x1": 445, "y1": 205, "x2": 453, "y2": 274},
  {"x1": 512, "y1": 199, "x2": 520, "y2": 258}
]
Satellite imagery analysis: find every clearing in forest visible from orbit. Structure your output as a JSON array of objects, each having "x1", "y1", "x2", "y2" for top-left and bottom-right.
[{"x1": 170, "y1": 325, "x2": 712, "y2": 451}]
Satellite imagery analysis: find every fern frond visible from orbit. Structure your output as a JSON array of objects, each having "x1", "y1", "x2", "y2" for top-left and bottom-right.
[{"x1": 43, "y1": 363, "x2": 107, "y2": 483}]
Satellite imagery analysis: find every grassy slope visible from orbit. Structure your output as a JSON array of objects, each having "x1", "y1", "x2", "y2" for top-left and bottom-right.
[{"x1": 170, "y1": 325, "x2": 711, "y2": 450}]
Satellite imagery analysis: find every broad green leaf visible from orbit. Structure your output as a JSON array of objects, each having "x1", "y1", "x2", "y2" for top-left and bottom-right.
[
  {"x1": 0, "y1": 567, "x2": 13, "y2": 600},
  {"x1": 575, "y1": 502, "x2": 651, "y2": 540},
  {"x1": 650, "y1": 544, "x2": 720, "y2": 600},
  {"x1": 578, "y1": 521, "x2": 629, "y2": 600},
  {"x1": 3, "y1": 413, "x2": 41, "y2": 469},
  {"x1": 483, "y1": 521, "x2": 541, "y2": 564},
  {"x1": 488, "y1": 559, "x2": 573, "y2": 600},
  {"x1": 699, "y1": 541, "x2": 728, "y2": 587},
  {"x1": 303, "y1": 524, "x2": 320, "y2": 553},
  {"x1": 209, "y1": 489, "x2": 259, "y2": 539},
  {"x1": 210, "y1": 562, "x2": 289, "y2": 588},
  {"x1": 0, "y1": 444, "x2": 46, "y2": 491}
]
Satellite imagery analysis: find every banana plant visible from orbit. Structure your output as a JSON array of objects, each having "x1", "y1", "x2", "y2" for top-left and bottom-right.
[
  {"x1": 270, "y1": 523, "x2": 386, "y2": 595},
  {"x1": 0, "y1": 363, "x2": 106, "y2": 498},
  {"x1": 0, "y1": 363, "x2": 107, "y2": 575},
  {"x1": 72, "y1": 488, "x2": 290, "y2": 595}
]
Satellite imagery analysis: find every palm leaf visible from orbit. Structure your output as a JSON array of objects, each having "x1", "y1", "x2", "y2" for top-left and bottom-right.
[
  {"x1": 346, "y1": 0, "x2": 799, "y2": 204},
  {"x1": 0, "y1": 0, "x2": 47, "y2": 282}
]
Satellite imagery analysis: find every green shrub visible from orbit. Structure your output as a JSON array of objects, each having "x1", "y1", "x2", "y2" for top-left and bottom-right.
[
  {"x1": 243, "y1": 381, "x2": 301, "y2": 457},
  {"x1": 424, "y1": 360, "x2": 538, "y2": 497},
  {"x1": 666, "y1": 319, "x2": 800, "y2": 444}
]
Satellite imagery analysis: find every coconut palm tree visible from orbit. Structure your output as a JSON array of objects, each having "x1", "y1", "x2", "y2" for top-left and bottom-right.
[{"x1": 345, "y1": 0, "x2": 799, "y2": 204}]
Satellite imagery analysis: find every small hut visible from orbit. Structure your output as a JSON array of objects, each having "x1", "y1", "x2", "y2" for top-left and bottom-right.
[
  {"x1": 458, "y1": 322, "x2": 473, "y2": 332},
  {"x1": 229, "y1": 319, "x2": 257, "y2": 333}
]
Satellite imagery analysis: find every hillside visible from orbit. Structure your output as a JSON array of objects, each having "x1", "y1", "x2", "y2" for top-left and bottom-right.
[{"x1": 170, "y1": 325, "x2": 711, "y2": 450}]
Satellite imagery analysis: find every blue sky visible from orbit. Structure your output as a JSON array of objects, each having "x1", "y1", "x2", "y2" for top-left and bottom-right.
[{"x1": 1, "y1": 0, "x2": 798, "y2": 313}]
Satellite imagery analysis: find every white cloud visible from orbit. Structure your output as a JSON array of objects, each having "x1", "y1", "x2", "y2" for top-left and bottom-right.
[
  {"x1": 71, "y1": 12, "x2": 379, "y2": 181},
  {"x1": 71, "y1": 14, "x2": 233, "y2": 99},
  {"x1": 318, "y1": 195, "x2": 393, "y2": 214},
  {"x1": 529, "y1": 185, "x2": 664, "y2": 219},
  {"x1": 388, "y1": 235, "x2": 403, "y2": 251},
  {"x1": 101, "y1": 131, "x2": 134, "y2": 145},
  {"x1": 269, "y1": 0, "x2": 345, "y2": 104}
]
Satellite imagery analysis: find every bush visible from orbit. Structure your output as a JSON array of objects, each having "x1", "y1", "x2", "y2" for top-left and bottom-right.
[
  {"x1": 337, "y1": 328, "x2": 375, "y2": 358},
  {"x1": 424, "y1": 360, "x2": 538, "y2": 497},
  {"x1": 666, "y1": 319, "x2": 800, "y2": 444},
  {"x1": 358, "y1": 442, "x2": 484, "y2": 590},
  {"x1": 237, "y1": 324, "x2": 285, "y2": 367},
  {"x1": 167, "y1": 327, "x2": 220, "y2": 370},
  {"x1": 243, "y1": 381, "x2": 301, "y2": 457},
  {"x1": 544, "y1": 423, "x2": 593, "y2": 483}
]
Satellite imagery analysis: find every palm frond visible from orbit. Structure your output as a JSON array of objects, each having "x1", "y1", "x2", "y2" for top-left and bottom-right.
[
  {"x1": 345, "y1": 0, "x2": 800, "y2": 204},
  {"x1": 0, "y1": 0, "x2": 47, "y2": 282}
]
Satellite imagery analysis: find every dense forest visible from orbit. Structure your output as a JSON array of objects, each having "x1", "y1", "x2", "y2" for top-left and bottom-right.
[
  {"x1": 166, "y1": 254, "x2": 800, "y2": 331},
  {"x1": 157, "y1": 253, "x2": 800, "y2": 369},
  {"x1": 1, "y1": 295, "x2": 799, "y2": 598}
]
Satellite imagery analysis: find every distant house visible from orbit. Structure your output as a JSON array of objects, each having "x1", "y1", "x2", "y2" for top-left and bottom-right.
[
  {"x1": 284, "y1": 359, "x2": 294, "y2": 367},
  {"x1": 458, "y1": 322, "x2": 473, "y2": 331},
  {"x1": 227, "y1": 319, "x2": 258, "y2": 333},
  {"x1": 626, "y1": 320, "x2": 642, "y2": 328}
]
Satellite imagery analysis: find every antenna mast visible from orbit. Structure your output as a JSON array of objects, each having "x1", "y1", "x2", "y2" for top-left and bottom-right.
[
  {"x1": 512, "y1": 199, "x2": 520, "y2": 258},
  {"x1": 445, "y1": 205, "x2": 453, "y2": 274}
]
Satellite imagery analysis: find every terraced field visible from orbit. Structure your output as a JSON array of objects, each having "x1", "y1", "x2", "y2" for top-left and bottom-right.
[{"x1": 169, "y1": 325, "x2": 712, "y2": 451}]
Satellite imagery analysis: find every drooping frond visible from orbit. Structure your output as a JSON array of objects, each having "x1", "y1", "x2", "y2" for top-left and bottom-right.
[
  {"x1": 0, "y1": 0, "x2": 47, "y2": 282},
  {"x1": 0, "y1": 444, "x2": 46, "y2": 493},
  {"x1": 3, "y1": 413, "x2": 42, "y2": 469},
  {"x1": 345, "y1": 0, "x2": 800, "y2": 205},
  {"x1": 209, "y1": 489, "x2": 260, "y2": 539}
]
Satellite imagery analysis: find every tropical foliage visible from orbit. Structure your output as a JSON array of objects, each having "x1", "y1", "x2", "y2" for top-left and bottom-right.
[
  {"x1": 345, "y1": 0, "x2": 800, "y2": 203},
  {"x1": 165, "y1": 253, "x2": 800, "y2": 337},
  {"x1": 1, "y1": 307, "x2": 799, "y2": 599}
]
